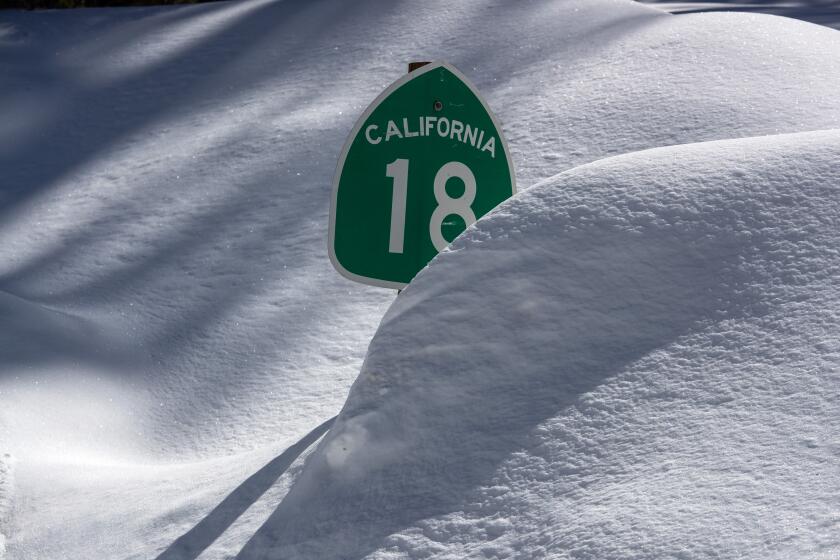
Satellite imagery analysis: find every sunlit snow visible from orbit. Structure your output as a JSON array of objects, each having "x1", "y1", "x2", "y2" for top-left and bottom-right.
[{"x1": 1, "y1": 0, "x2": 839, "y2": 558}]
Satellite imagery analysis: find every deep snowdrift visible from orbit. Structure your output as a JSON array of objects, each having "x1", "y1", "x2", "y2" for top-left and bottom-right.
[
  {"x1": 2, "y1": 0, "x2": 840, "y2": 558},
  {"x1": 641, "y1": 1, "x2": 840, "y2": 30},
  {"x1": 246, "y1": 129, "x2": 840, "y2": 559}
]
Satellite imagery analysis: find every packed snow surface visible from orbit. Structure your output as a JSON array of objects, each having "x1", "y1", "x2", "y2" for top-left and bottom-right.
[
  {"x1": 1, "y1": 0, "x2": 840, "y2": 558},
  {"x1": 640, "y1": 0, "x2": 840, "y2": 30},
  {"x1": 249, "y1": 129, "x2": 840, "y2": 558}
]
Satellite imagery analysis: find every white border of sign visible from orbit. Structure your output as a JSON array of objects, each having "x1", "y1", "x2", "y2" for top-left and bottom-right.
[{"x1": 328, "y1": 61, "x2": 517, "y2": 290}]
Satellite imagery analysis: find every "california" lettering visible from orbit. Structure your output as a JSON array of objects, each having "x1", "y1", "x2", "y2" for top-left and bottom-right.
[{"x1": 364, "y1": 116, "x2": 497, "y2": 159}]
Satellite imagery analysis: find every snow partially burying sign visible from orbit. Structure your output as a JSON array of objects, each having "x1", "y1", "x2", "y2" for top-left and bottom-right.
[
  {"x1": 243, "y1": 129, "x2": 840, "y2": 558},
  {"x1": 3, "y1": 0, "x2": 840, "y2": 557}
]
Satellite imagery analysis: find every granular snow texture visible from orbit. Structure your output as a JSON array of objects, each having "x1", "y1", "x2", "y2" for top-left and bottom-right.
[
  {"x1": 2, "y1": 0, "x2": 840, "y2": 558},
  {"x1": 244, "y1": 129, "x2": 840, "y2": 559}
]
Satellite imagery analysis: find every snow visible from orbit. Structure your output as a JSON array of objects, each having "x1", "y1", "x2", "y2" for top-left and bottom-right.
[
  {"x1": 1, "y1": 0, "x2": 840, "y2": 558},
  {"x1": 640, "y1": 1, "x2": 840, "y2": 30},
  {"x1": 249, "y1": 128, "x2": 840, "y2": 558}
]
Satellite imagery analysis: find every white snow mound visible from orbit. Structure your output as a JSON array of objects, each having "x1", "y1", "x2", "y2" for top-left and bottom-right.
[
  {"x1": 243, "y1": 129, "x2": 840, "y2": 559},
  {"x1": 3, "y1": 0, "x2": 840, "y2": 557}
]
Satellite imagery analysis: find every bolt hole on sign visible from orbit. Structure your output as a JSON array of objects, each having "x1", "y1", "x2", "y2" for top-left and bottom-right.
[{"x1": 329, "y1": 62, "x2": 516, "y2": 289}]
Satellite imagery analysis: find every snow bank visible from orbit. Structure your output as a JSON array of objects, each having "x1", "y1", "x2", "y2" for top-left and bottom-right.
[
  {"x1": 244, "y1": 128, "x2": 840, "y2": 558},
  {"x1": 4, "y1": 0, "x2": 840, "y2": 458},
  {"x1": 3, "y1": 0, "x2": 840, "y2": 557},
  {"x1": 641, "y1": 1, "x2": 840, "y2": 31}
]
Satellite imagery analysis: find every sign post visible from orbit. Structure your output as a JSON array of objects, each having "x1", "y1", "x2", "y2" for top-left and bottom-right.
[{"x1": 329, "y1": 62, "x2": 515, "y2": 289}]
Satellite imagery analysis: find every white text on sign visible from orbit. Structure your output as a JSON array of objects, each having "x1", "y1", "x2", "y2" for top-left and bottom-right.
[{"x1": 365, "y1": 116, "x2": 497, "y2": 158}]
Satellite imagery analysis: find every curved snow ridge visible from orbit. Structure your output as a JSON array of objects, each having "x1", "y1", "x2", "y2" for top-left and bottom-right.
[
  {"x1": 5, "y1": 0, "x2": 840, "y2": 557},
  {"x1": 0, "y1": 290, "x2": 134, "y2": 369},
  {"x1": 4, "y1": 0, "x2": 840, "y2": 462},
  {"x1": 547, "y1": 126, "x2": 840, "y2": 181},
  {"x1": 241, "y1": 128, "x2": 840, "y2": 559}
]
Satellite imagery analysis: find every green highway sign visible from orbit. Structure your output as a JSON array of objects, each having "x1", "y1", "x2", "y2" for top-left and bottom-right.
[{"x1": 329, "y1": 62, "x2": 516, "y2": 289}]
